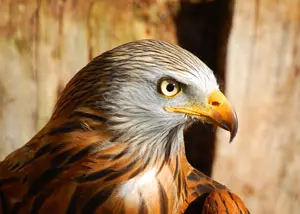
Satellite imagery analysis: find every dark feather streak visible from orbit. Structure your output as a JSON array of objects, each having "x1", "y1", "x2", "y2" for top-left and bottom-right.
[
  {"x1": 227, "y1": 191, "x2": 241, "y2": 212},
  {"x1": 69, "y1": 111, "x2": 107, "y2": 123},
  {"x1": 138, "y1": 191, "x2": 148, "y2": 214},
  {"x1": 218, "y1": 191, "x2": 230, "y2": 213},
  {"x1": 129, "y1": 157, "x2": 151, "y2": 179},
  {"x1": 82, "y1": 185, "x2": 115, "y2": 213},
  {"x1": 31, "y1": 191, "x2": 53, "y2": 214},
  {"x1": 96, "y1": 154, "x2": 115, "y2": 159},
  {"x1": 48, "y1": 121, "x2": 85, "y2": 135},
  {"x1": 51, "y1": 149, "x2": 74, "y2": 166},
  {"x1": 104, "y1": 159, "x2": 138, "y2": 181},
  {"x1": 34, "y1": 144, "x2": 52, "y2": 158},
  {"x1": 195, "y1": 183, "x2": 215, "y2": 195},
  {"x1": 76, "y1": 169, "x2": 115, "y2": 183},
  {"x1": 50, "y1": 142, "x2": 69, "y2": 154},
  {"x1": 177, "y1": 172, "x2": 182, "y2": 198},
  {"x1": 66, "y1": 187, "x2": 80, "y2": 214},
  {"x1": 173, "y1": 156, "x2": 179, "y2": 180},
  {"x1": 187, "y1": 171, "x2": 200, "y2": 181},
  {"x1": 66, "y1": 144, "x2": 98, "y2": 164},
  {"x1": 112, "y1": 149, "x2": 128, "y2": 160},
  {"x1": 158, "y1": 180, "x2": 168, "y2": 214},
  {"x1": 27, "y1": 167, "x2": 65, "y2": 196}
]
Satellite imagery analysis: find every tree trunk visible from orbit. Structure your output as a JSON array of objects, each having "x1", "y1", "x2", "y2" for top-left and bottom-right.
[{"x1": 214, "y1": 1, "x2": 300, "y2": 213}]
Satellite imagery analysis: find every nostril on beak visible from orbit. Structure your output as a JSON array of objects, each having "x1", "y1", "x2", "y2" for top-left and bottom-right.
[{"x1": 211, "y1": 101, "x2": 221, "y2": 107}]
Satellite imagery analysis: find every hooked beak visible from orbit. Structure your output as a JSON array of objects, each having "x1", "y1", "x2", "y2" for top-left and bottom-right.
[{"x1": 165, "y1": 90, "x2": 238, "y2": 142}]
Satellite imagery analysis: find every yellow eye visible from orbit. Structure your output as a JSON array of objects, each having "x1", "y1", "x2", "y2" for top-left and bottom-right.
[{"x1": 159, "y1": 78, "x2": 181, "y2": 97}]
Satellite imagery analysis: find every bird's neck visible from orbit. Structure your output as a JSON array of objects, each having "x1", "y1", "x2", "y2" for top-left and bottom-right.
[
  {"x1": 45, "y1": 107, "x2": 187, "y2": 166},
  {"x1": 20, "y1": 108, "x2": 192, "y2": 214},
  {"x1": 45, "y1": 106, "x2": 189, "y2": 177}
]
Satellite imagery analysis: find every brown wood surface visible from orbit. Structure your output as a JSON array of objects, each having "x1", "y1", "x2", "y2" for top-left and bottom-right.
[{"x1": 214, "y1": 0, "x2": 300, "y2": 213}]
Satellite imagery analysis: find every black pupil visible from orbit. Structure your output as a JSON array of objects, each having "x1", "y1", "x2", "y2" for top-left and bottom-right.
[{"x1": 166, "y1": 83, "x2": 176, "y2": 92}]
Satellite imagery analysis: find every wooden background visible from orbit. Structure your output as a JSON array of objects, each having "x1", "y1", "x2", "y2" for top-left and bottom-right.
[
  {"x1": 0, "y1": 0, "x2": 300, "y2": 213},
  {"x1": 214, "y1": 1, "x2": 300, "y2": 213}
]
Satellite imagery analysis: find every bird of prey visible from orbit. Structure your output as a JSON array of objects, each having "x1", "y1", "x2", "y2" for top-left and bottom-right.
[{"x1": 0, "y1": 40, "x2": 248, "y2": 213}]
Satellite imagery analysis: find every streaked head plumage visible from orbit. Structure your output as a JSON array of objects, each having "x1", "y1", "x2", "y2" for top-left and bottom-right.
[{"x1": 54, "y1": 40, "x2": 236, "y2": 159}]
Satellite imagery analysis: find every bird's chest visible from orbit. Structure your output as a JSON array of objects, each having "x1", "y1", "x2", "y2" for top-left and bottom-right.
[{"x1": 107, "y1": 167, "x2": 185, "y2": 214}]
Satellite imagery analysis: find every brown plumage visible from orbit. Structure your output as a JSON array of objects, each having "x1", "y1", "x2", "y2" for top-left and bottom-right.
[{"x1": 0, "y1": 40, "x2": 249, "y2": 213}]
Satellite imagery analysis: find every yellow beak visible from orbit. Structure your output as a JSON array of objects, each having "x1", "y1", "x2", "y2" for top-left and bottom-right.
[{"x1": 165, "y1": 90, "x2": 238, "y2": 142}]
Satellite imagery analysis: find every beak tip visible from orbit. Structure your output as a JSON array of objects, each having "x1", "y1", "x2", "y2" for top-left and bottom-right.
[
  {"x1": 229, "y1": 111, "x2": 238, "y2": 143},
  {"x1": 229, "y1": 131, "x2": 236, "y2": 143}
]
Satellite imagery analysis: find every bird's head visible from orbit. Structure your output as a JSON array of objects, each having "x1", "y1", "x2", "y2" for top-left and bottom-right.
[{"x1": 54, "y1": 40, "x2": 237, "y2": 157}]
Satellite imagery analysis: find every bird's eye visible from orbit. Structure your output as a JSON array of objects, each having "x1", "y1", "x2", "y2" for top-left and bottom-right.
[{"x1": 158, "y1": 78, "x2": 181, "y2": 97}]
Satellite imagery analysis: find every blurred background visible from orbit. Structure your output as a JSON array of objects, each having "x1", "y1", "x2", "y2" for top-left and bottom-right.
[{"x1": 0, "y1": 0, "x2": 300, "y2": 213}]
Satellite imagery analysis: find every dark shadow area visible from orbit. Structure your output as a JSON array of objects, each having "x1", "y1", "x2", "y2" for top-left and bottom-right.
[
  {"x1": 175, "y1": 0, "x2": 234, "y2": 176},
  {"x1": 184, "y1": 193, "x2": 209, "y2": 214}
]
